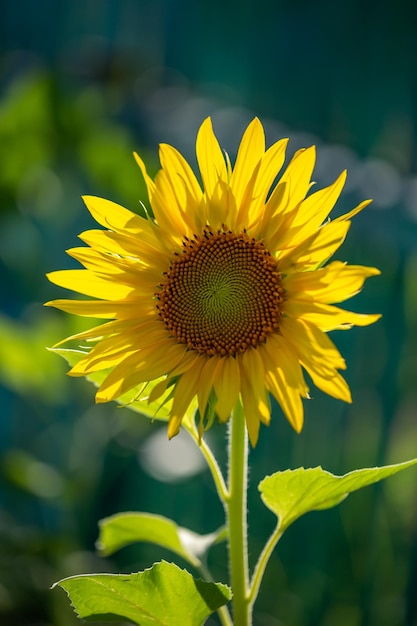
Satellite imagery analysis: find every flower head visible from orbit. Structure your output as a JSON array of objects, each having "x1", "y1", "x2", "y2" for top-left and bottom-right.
[{"x1": 46, "y1": 118, "x2": 380, "y2": 446}]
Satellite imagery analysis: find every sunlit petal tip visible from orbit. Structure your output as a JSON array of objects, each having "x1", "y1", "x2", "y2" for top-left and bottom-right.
[
  {"x1": 81, "y1": 194, "x2": 106, "y2": 216},
  {"x1": 335, "y1": 198, "x2": 373, "y2": 222},
  {"x1": 296, "y1": 144, "x2": 316, "y2": 158},
  {"x1": 289, "y1": 410, "x2": 304, "y2": 434},
  {"x1": 67, "y1": 368, "x2": 85, "y2": 378},
  {"x1": 246, "y1": 116, "x2": 264, "y2": 133},
  {"x1": 367, "y1": 266, "x2": 381, "y2": 277},
  {"x1": 133, "y1": 151, "x2": 157, "y2": 199},
  {"x1": 45, "y1": 271, "x2": 61, "y2": 285},
  {"x1": 246, "y1": 415, "x2": 261, "y2": 447},
  {"x1": 293, "y1": 421, "x2": 304, "y2": 434},
  {"x1": 198, "y1": 116, "x2": 214, "y2": 138},
  {"x1": 95, "y1": 390, "x2": 109, "y2": 404},
  {"x1": 167, "y1": 416, "x2": 182, "y2": 439},
  {"x1": 133, "y1": 151, "x2": 149, "y2": 171},
  {"x1": 369, "y1": 313, "x2": 383, "y2": 323}
]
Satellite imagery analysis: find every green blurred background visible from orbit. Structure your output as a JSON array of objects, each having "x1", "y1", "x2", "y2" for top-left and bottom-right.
[{"x1": 1, "y1": 1, "x2": 417, "y2": 625}]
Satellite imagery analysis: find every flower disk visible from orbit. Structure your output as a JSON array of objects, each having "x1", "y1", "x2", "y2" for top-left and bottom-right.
[
  {"x1": 157, "y1": 230, "x2": 284, "y2": 357},
  {"x1": 46, "y1": 116, "x2": 381, "y2": 446}
]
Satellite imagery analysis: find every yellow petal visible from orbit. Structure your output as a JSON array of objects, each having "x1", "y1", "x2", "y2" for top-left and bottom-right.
[
  {"x1": 281, "y1": 317, "x2": 346, "y2": 373},
  {"x1": 235, "y1": 160, "x2": 261, "y2": 227},
  {"x1": 261, "y1": 337, "x2": 307, "y2": 432},
  {"x1": 284, "y1": 262, "x2": 381, "y2": 304},
  {"x1": 265, "y1": 366, "x2": 305, "y2": 433},
  {"x1": 70, "y1": 324, "x2": 169, "y2": 376},
  {"x1": 291, "y1": 170, "x2": 346, "y2": 230},
  {"x1": 70, "y1": 347, "x2": 134, "y2": 376},
  {"x1": 133, "y1": 151, "x2": 156, "y2": 202},
  {"x1": 66, "y1": 246, "x2": 133, "y2": 275},
  {"x1": 196, "y1": 118, "x2": 227, "y2": 199},
  {"x1": 248, "y1": 138, "x2": 288, "y2": 230},
  {"x1": 239, "y1": 389, "x2": 261, "y2": 447},
  {"x1": 47, "y1": 269, "x2": 134, "y2": 300},
  {"x1": 278, "y1": 146, "x2": 316, "y2": 215},
  {"x1": 308, "y1": 369, "x2": 352, "y2": 402},
  {"x1": 213, "y1": 356, "x2": 241, "y2": 422},
  {"x1": 63, "y1": 248, "x2": 161, "y2": 291},
  {"x1": 147, "y1": 376, "x2": 169, "y2": 404},
  {"x1": 159, "y1": 143, "x2": 203, "y2": 208},
  {"x1": 285, "y1": 299, "x2": 382, "y2": 331},
  {"x1": 261, "y1": 181, "x2": 289, "y2": 246},
  {"x1": 170, "y1": 356, "x2": 206, "y2": 427},
  {"x1": 230, "y1": 118, "x2": 265, "y2": 210},
  {"x1": 151, "y1": 169, "x2": 191, "y2": 239},
  {"x1": 196, "y1": 356, "x2": 220, "y2": 419},
  {"x1": 167, "y1": 414, "x2": 183, "y2": 439},
  {"x1": 79, "y1": 229, "x2": 169, "y2": 268},
  {"x1": 205, "y1": 178, "x2": 238, "y2": 231},
  {"x1": 278, "y1": 171, "x2": 347, "y2": 251},
  {"x1": 49, "y1": 319, "x2": 132, "y2": 347},
  {"x1": 240, "y1": 349, "x2": 270, "y2": 446},
  {"x1": 278, "y1": 220, "x2": 350, "y2": 272},
  {"x1": 283, "y1": 318, "x2": 352, "y2": 402},
  {"x1": 45, "y1": 299, "x2": 118, "y2": 319},
  {"x1": 96, "y1": 341, "x2": 188, "y2": 402},
  {"x1": 82, "y1": 196, "x2": 158, "y2": 246},
  {"x1": 45, "y1": 297, "x2": 154, "y2": 320},
  {"x1": 256, "y1": 138, "x2": 288, "y2": 199},
  {"x1": 334, "y1": 199, "x2": 372, "y2": 222}
]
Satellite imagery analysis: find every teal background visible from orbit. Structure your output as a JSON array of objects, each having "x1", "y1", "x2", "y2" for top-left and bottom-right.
[{"x1": 1, "y1": 1, "x2": 417, "y2": 625}]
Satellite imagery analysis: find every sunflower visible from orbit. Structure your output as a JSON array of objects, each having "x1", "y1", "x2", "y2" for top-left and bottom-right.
[{"x1": 46, "y1": 118, "x2": 380, "y2": 446}]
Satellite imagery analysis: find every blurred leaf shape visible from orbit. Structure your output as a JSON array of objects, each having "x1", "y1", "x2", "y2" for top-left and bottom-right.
[
  {"x1": 260, "y1": 459, "x2": 417, "y2": 534},
  {"x1": 0, "y1": 74, "x2": 53, "y2": 196},
  {"x1": 0, "y1": 71, "x2": 153, "y2": 213},
  {"x1": 97, "y1": 511, "x2": 226, "y2": 568},
  {"x1": 2, "y1": 449, "x2": 64, "y2": 498},
  {"x1": 54, "y1": 560, "x2": 231, "y2": 625},
  {"x1": 0, "y1": 313, "x2": 68, "y2": 401}
]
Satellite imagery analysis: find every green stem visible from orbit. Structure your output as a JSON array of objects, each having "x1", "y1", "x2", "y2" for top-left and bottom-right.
[
  {"x1": 226, "y1": 400, "x2": 250, "y2": 626},
  {"x1": 186, "y1": 424, "x2": 228, "y2": 502},
  {"x1": 216, "y1": 604, "x2": 234, "y2": 626},
  {"x1": 186, "y1": 422, "x2": 232, "y2": 626},
  {"x1": 197, "y1": 561, "x2": 233, "y2": 626},
  {"x1": 248, "y1": 522, "x2": 283, "y2": 608}
]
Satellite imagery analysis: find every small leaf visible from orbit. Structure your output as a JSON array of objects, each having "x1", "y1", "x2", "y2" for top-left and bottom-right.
[
  {"x1": 178, "y1": 526, "x2": 228, "y2": 561},
  {"x1": 259, "y1": 458, "x2": 417, "y2": 533},
  {"x1": 97, "y1": 512, "x2": 225, "y2": 567},
  {"x1": 54, "y1": 560, "x2": 231, "y2": 626}
]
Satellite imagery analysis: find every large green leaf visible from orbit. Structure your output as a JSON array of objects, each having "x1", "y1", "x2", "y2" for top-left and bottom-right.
[
  {"x1": 54, "y1": 560, "x2": 231, "y2": 625},
  {"x1": 259, "y1": 459, "x2": 417, "y2": 533},
  {"x1": 97, "y1": 512, "x2": 226, "y2": 568}
]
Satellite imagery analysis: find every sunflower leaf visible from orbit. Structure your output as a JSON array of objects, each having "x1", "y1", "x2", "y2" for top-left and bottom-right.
[
  {"x1": 53, "y1": 560, "x2": 231, "y2": 625},
  {"x1": 97, "y1": 512, "x2": 225, "y2": 568},
  {"x1": 259, "y1": 459, "x2": 417, "y2": 533}
]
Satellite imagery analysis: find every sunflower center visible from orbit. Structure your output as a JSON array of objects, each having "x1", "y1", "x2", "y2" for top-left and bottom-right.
[{"x1": 156, "y1": 229, "x2": 284, "y2": 356}]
